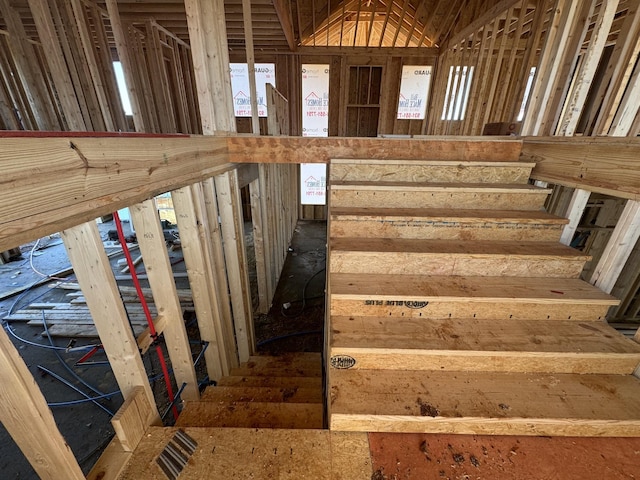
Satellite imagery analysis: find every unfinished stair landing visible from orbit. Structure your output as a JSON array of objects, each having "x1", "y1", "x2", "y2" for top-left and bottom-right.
[{"x1": 327, "y1": 156, "x2": 640, "y2": 436}]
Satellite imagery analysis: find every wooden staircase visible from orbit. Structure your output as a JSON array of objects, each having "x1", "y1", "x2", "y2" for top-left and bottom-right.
[
  {"x1": 326, "y1": 155, "x2": 640, "y2": 436},
  {"x1": 177, "y1": 352, "x2": 323, "y2": 429}
]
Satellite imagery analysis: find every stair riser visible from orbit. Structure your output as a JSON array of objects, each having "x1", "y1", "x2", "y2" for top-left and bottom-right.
[
  {"x1": 330, "y1": 219, "x2": 564, "y2": 242},
  {"x1": 201, "y1": 387, "x2": 322, "y2": 404},
  {"x1": 330, "y1": 164, "x2": 533, "y2": 184},
  {"x1": 328, "y1": 369, "x2": 640, "y2": 437},
  {"x1": 330, "y1": 299, "x2": 610, "y2": 321},
  {"x1": 330, "y1": 252, "x2": 586, "y2": 278},
  {"x1": 329, "y1": 415, "x2": 640, "y2": 437},
  {"x1": 217, "y1": 376, "x2": 323, "y2": 389},
  {"x1": 328, "y1": 349, "x2": 640, "y2": 375},
  {"x1": 330, "y1": 190, "x2": 549, "y2": 210},
  {"x1": 177, "y1": 402, "x2": 323, "y2": 429}
]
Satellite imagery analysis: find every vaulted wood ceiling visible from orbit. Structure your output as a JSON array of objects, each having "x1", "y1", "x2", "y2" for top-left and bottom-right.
[{"x1": 0, "y1": 0, "x2": 635, "y2": 52}]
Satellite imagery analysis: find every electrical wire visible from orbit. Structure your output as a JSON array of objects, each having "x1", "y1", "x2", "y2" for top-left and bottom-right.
[
  {"x1": 42, "y1": 311, "x2": 106, "y2": 397},
  {"x1": 280, "y1": 267, "x2": 326, "y2": 318},
  {"x1": 28, "y1": 237, "x2": 69, "y2": 281},
  {"x1": 37, "y1": 365, "x2": 116, "y2": 416},
  {"x1": 113, "y1": 210, "x2": 179, "y2": 421}
]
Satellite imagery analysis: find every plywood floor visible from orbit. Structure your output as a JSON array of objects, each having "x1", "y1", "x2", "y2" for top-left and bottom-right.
[{"x1": 369, "y1": 433, "x2": 640, "y2": 479}]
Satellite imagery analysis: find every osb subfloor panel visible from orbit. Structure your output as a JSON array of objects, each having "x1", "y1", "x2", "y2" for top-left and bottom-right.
[
  {"x1": 369, "y1": 433, "x2": 640, "y2": 479},
  {"x1": 118, "y1": 428, "x2": 640, "y2": 479},
  {"x1": 118, "y1": 427, "x2": 372, "y2": 479}
]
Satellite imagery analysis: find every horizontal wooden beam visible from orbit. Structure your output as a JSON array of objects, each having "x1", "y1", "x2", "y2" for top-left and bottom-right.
[
  {"x1": 522, "y1": 136, "x2": 640, "y2": 200},
  {"x1": 227, "y1": 135, "x2": 522, "y2": 164},
  {"x1": 0, "y1": 134, "x2": 229, "y2": 251},
  {"x1": 296, "y1": 46, "x2": 440, "y2": 58}
]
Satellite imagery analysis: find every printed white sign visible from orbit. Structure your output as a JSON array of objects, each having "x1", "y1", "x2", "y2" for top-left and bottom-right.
[
  {"x1": 397, "y1": 65, "x2": 432, "y2": 120},
  {"x1": 301, "y1": 64, "x2": 330, "y2": 137},
  {"x1": 300, "y1": 64, "x2": 329, "y2": 205},
  {"x1": 300, "y1": 163, "x2": 327, "y2": 205},
  {"x1": 230, "y1": 63, "x2": 276, "y2": 117}
]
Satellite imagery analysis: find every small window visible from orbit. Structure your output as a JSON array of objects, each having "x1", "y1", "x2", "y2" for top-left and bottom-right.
[
  {"x1": 517, "y1": 67, "x2": 537, "y2": 121},
  {"x1": 113, "y1": 62, "x2": 133, "y2": 115},
  {"x1": 441, "y1": 66, "x2": 474, "y2": 121}
]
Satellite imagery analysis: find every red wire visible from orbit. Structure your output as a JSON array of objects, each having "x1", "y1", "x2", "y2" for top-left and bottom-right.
[{"x1": 113, "y1": 211, "x2": 179, "y2": 421}]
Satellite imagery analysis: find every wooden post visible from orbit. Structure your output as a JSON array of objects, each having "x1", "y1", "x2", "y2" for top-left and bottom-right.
[
  {"x1": 559, "y1": 188, "x2": 591, "y2": 246},
  {"x1": 0, "y1": 326, "x2": 85, "y2": 479},
  {"x1": 69, "y1": 0, "x2": 118, "y2": 131},
  {"x1": 105, "y1": 0, "x2": 147, "y2": 131},
  {"x1": 171, "y1": 185, "x2": 231, "y2": 380},
  {"x1": 61, "y1": 222, "x2": 159, "y2": 416},
  {"x1": 0, "y1": 0, "x2": 56, "y2": 130},
  {"x1": 215, "y1": 170, "x2": 255, "y2": 362},
  {"x1": 242, "y1": 0, "x2": 260, "y2": 134},
  {"x1": 590, "y1": 200, "x2": 640, "y2": 294},
  {"x1": 520, "y1": 0, "x2": 580, "y2": 136},
  {"x1": 200, "y1": 177, "x2": 238, "y2": 370},
  {"x1": 556, "y1": 0, "x2": 619, "y2": 136},
  {"x1": 129, "y1": 200, "x2": 200, "y2": 401},
  {"x1": 250, "y1": 177, "x2": 270, "y2": 314},
  {"x1": 185, "y1": 0, "x2": 236, "y2": 134}
]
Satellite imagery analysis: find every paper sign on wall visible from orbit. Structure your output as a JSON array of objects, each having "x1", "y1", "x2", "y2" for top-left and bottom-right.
[
  {"x1": 300, "y1": 163, "x2": 327, "y2": 205},
  {"x1": 397, "y1": 65, "x2": 432, "y2": 120},
  {"x1": 300, "y1": 64, "x2": 329, "y2": 206},
  {"x1": 230, "y1": 63, "x2": 276, "y2": 117},
  {"x1": 301, "y1": 64, "x2": 329, "y2": 137}
]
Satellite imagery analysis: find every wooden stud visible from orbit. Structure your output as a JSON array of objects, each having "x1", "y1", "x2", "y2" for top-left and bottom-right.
[
  {"x1": 200, "y1": 177, "x2": 239, "y2": 370},
  {"x1": 215, "y1": 170, "x2": 255, "y2": 363},
  {"x1": 593, "y1": 0, "x2": 640, "y2": 135},
  {"x1": 557, "y1": 0, "x2": 620, "y2": 136},
  {"x1": 105, "y1": 0, "x2": 146, "y2": 131},
  {"x1": 0, "y1": 325, "x2": 85, "y2": 479},
  {"x1": 184, "y1": 0, "x2": 236, "y2": 134},
  {"x1": 129, "y1": 200, "x2": 199, "y2": 402},
  {"x1": 61, "y1": 221, "x2": 159, "y2": 416},
  {"x1": 0, "y1": 0, "x2": 56, "y2": 129},
  {"x1": 559, "y1": 188, "x2": 591, "y2": 246},
  {"x1": 242, "y1": 0, "x2": 261, "y2": 134},
  {"x1": 250, "y1": 177, "x2": 270, "y2": 314},
  {"x1": 609, "y1": 62, "x2": 640, "y2": 136},
  {"x1": 171, "y1": 185, "x2": 230, "y2": 380},
  {"x1": 70, "y1": 0, "x2": 117, "y2": 131},
  {"x1": 520, "y1": 0, "x2": 580, "y2": 136},
  {"x1": 590, "y1": 200, "x2": 640, "y2": 294}
]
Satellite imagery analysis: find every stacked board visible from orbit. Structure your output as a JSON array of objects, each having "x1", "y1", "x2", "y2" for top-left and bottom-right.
[{"x1": 326, "y1": 155, "x2": 640, "y2": 436}]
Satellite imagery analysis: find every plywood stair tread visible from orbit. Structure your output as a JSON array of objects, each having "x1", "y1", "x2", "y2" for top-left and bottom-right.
[
  {"x1": 330, "y1": 207, "x2": 569, "y2": 224},
  {"x1": 329, "y1": 369, "x2": 640, "y2": 436},
  {"x1": 329, "y1": 160, "x2": 535, "y2": 183},
  {"x1": 330, "y1": 316, "x2": 640, "y2": 374},
  {"x1": 117, "y1": 427, "x2": 372, "y2": 479},
  {"x1": 230, "y1": 352, "x2": 322, "y2": 378},
  {"x1": 330, "y1": 273, "x2": 619, "y2": 305},
  {"x1": 330, "y1": 238, "x2": 589, "y2": 258},
  {"x1": 331, "y1": 159, "x2": 535, "y2": 166},
  {"x1": 176, "y1": 401, "x2": 323, "y2": 429},
  {"x1": 216, "y1": 375, "x2": 323, "y2": 389},
  {"x1": 200, "y1": 385, "x2": 323, "y2": 403},
  {"x1": 331, "y1": 181, "x2": 551, "y2": 193}
]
